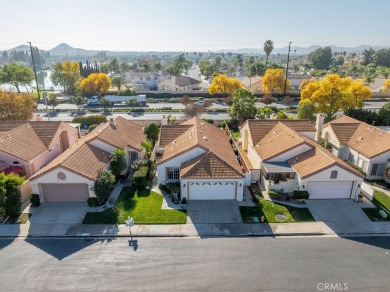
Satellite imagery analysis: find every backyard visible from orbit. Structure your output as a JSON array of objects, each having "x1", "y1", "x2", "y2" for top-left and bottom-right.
[
  {"x1": 240, "y1": 197, "x2": 315, "y2": 223},
  {"x1": 83, "y1": 187, "x2": 187, "y2": 224}
]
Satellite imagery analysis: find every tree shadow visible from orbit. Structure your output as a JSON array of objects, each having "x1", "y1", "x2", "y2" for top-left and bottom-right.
[{"x1": 343, "y1": 236, "x2": 390, "y2": 250}]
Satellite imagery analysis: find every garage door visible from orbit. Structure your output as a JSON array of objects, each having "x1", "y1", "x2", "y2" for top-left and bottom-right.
[
  {"x1": 188, "y1": 182, "x2": 236, "y2": 200},
  {"x1": 307, "y1": 181, "x2": 353, "y2": 199},
  {"x1": 40, "y1": 183, "x2": 89, "y2": 203}
]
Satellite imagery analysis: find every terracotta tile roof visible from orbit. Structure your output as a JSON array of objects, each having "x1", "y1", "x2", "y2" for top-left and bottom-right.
[
  {"x1": 256, "y1": 123, "x2": 306, "y2": 161},
  {"x1": 159, "y1": 124, "x2": 192, "y2": 147},
  {"x1": 30, "y1": 132, "x2": 111, "y2": 181},
  {"x1": 181, "y1": 151, "x2": 243, "y2": 178},
  {"x1": 0, "y1": 124, "x2": 48, "y2": 162},
  {"x1": 158, "y1": 117, "x2": 243, "y2": 177},
  {"x1": 288, "y1": 138, "x2": 364, "y2": 179},
  {"x1": 0, "y1": 121, "x2": 62, "y2": 147},
  {"x1": 244, "y1": 119, "x2": 316, "y2": 145},
  {"x1": 94, "y1": 117, "x2": 146, "y2": 151},
  {"x1": 324, "y1": 115, "x2": 390, "y2": 158}
]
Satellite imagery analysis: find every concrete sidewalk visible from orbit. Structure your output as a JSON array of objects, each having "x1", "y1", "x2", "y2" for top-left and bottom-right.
[{"x1": 1, "y1": 221, "x2": 390, "y2": 238}]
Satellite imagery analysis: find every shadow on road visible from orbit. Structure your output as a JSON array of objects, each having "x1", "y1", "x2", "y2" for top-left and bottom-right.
[{"x1": 343, "y1": 236, "x2": 390, "y2": 250}]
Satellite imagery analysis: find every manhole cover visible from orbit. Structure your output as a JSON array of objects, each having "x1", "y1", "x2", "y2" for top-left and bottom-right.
[{"x1": 275, "y1": 213, "x2": 287, "y2": 221}]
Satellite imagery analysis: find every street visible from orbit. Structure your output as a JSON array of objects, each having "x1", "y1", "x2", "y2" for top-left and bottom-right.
[{"x1": 0, "y1": 236, "x2": 389, "y2": 291}]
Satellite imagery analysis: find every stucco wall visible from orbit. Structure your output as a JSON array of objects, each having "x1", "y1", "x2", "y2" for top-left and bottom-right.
[
  {"x1": 156, "y1": 147, "x2": 206, "y2": 185},
  {"x1": 321, "y1": 126, "x2": 341, "y2": 148},
  {"x1": 0, "y1": 151, "x2": 31, "y2": 177}
]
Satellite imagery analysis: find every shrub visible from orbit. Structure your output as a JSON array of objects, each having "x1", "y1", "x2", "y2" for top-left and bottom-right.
[
  {"x1": 110, "y1": 149, "x2": 127, "y2": 177},
  {"x1": 166, "y1": 182, "x2": 181, "y2": 194},
  {"x1": 72, "y1": 115, "x2": 107, "y2": 127},
  {"x1": 94, "y1": 170, "x2": 115, "y2": 202},
  {"x1": 133, "y1": 166, "x2": 148, "y2": 188},
  {"x1": 292, "y1": 190, "x2": 310, "y2": 199},
  {"x1": 30, "y1": 194, "x2": 40, "y2": 207},
  {"x1": 5, "y1": 187, "x2": 21, "y2": 217},
  {"x1": 202, "y1": 118, "x2": 214, "y2": 124},
  {"x1": 181, "y1": 197, "x2": 187, "y2": 204},
  {"x1": 131, "y1": 159, "x2": 148, "y2": 170},
  {"x1": 268, "y1": 190, "x2": 282, "y2": 200},
  {"x1": 88, "y1": 124, "x2": 98, "y2": 132},
  {"x1": 87, "y1": 197, "x2": 99, "y2": 207}
]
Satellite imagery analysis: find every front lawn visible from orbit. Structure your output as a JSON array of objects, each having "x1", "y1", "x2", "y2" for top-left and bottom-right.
[
  {"x1": 240, "y1": 198, "x2": 315, "y2": 223},
  {"x1": 83, "y1": 187, "x2": 187, "y2": 224},
  {"x1": 363, "y1": 190, "x2": 390, "y2": 221}
]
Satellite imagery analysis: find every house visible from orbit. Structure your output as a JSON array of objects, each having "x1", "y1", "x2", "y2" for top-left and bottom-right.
[
  {"x1": 241, "y1": 77, "x2": 262, "y2": 93},
  {"x1": 321, "y1": 115, "x2": 390, "y2": 180},
  {"x1": 0, "y1": 121, "x2": 78, "y2": 179},
  {"x1": 239, "y1": 118, "x2": 364, "y2": 200},
  {"x1": 157, "y1": 76, "x2": 201, "y2": 91},
  {"x1": 368, "y1": 77, "x2": 386, "y2": 92},
  {"x1": 156, "y1": 117, "x2": 245, "y2": 201},
  {"x1": 124, "y1": 71, "x2": 166, "y2": 90},
  {"x1": 287, "y1": 73, "x2": 310, "y2": 91},
  {"x1": 29, "y1": 117, "x2": 146, "y2": 203}
]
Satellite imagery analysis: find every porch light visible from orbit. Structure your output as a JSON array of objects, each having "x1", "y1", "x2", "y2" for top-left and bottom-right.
[
  {"x1": 183, "y1": 183, "x2": 186, "y2": 188},
  {"x1": 302, "y1": 185, "x2": 305, "y2": 189}
]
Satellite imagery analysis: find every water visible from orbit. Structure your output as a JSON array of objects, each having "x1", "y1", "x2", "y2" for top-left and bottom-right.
[{"x1": 0, "y1": 70, "x2": 62, "y2": 92}]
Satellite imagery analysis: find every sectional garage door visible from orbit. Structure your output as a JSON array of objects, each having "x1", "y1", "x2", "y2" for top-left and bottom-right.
[
  {"x1": 307, "y1": 181, "x2": 353, "y2": 199},
  {"x1": 188, "y1": 181, "x2": 236, "y2": 200},
  {"x1": 40, "y1": 183, "x2": 89, "y2": 203}
]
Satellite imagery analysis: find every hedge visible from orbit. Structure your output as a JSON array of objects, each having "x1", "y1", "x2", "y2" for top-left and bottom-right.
[
  {"x1": 133, "y1": 166, "x2": 149, "y2": 188},
  {"x1": 30, "y1": 194, "x2": 40, "y2": 207},
  {"x1": 292, "y1": 191, "x2": 310, "y2": 199},
  {"x1": 72, "y1": 115, "x2": 107, "y2": 126}
]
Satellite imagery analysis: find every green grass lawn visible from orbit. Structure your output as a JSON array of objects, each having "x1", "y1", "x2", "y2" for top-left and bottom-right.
[
  {"x1": 83, "y1": 187, "x2": 187, "y2": 224},
  {"x1": 363, "y1": 190, "x2": 390, "y2": 221},
  {"x1": 240, "y1": 198, "x2": 315, "y2": 223}
]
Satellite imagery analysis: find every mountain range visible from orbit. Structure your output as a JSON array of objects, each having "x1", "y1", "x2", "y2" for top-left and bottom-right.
[{"x1": 3, "y1": 43, "x2": 389, "y2": 56}]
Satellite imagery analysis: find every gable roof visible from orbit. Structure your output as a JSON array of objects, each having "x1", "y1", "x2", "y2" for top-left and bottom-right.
[
  {"x1": 0, "y1": 121, "x2": 62, "y2": 147},
  {"x1": 243, "y1": 119, "x2": 316, "y2": 145},
  {"x1": 181, "y1": 151, "x2": 244, "y2": 178},
  {"x1": 175, "y1": 76, "x2": 201, "y2": 87},
  {"x1": 30, "y1": 132, "x2": 111, "y2": 181},
  {"x1": 159, "y1": 124, "x2": 193, "y2": 147},
  {"x1": 94, "y1": 117, "x2": 146, "y2": 151},
  {"x1": 256, "y1": 123, "x2": 306, "y2": 161},
  {"x1": 158, "y1": 117, "x2": 243, "y2": 178},
  {"x1": 0, "y1": 124, "x2": 48, "y2": 162},
  {"x1": 288, "y1": 138, "x2": 364, "y2": 179},
  {"x1": 324, "y1": 115, "x2": 390, "y2": 158}
]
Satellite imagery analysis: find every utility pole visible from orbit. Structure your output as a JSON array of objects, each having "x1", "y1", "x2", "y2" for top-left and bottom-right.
[
  {"x1": 28, "y1": 42, "x2": 41, "y2": 102},
  {"x1": 283, "y1": 41, "x2": 292, "y2": 95}
]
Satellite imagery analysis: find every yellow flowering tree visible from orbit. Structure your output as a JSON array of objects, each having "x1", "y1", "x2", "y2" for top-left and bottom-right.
[
  {"x1": 80, "y1": 73, "x2": 112, "y2": 96},
  {"x1": 262, "y1": 69, "x2": 290, "y2": 94},
  {"x1": 209, "y1": 74, "x2": 242, "y2": 98},
  {"x1": 383, "y1": 79, "x2": 390, "y2": 92},
  {"x1": 300, "y1": 74, "x2": 371, "y2": 120}
]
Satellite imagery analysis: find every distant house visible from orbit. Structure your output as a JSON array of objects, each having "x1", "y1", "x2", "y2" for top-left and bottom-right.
[
  {"x1": 124, "y1": 71, "x2": 166, "y2": 90},
  {"x1": 241, "y1": 77, "x2": 262, "y2": 93},
  {"x1": 157, "y1": 76, "x2": 201, "y2": 91},
  {"x1": 30, "y1": 117, "x2": 146, "y2": 203},
  {"x1": 369, "y1": 78, "x2": 386, "y2": 92},
  {"x1": 287, "y1": 73, "x2": 310, "y2": 91},
  {"x1": 321, "y1": 115, "x2": 390, "y2": 180}
]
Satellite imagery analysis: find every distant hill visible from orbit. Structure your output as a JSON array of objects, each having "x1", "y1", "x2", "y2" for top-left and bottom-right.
[
  {"x1": 48, "y1": 43, "x2": 94, "y2": 56},
  {"x1": 7, "y1": 45, "x2": 31, "y2": 52}
]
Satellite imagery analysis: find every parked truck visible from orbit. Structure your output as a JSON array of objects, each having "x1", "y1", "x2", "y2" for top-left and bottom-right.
[{"x1": 87, "y1": 95, "x2": 146, "y2": 106}]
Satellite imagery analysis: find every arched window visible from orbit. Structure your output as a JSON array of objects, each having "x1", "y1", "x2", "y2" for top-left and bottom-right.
[
  {"x1": 330, "y1": 170, "x2": 338, "y2": 179},
  {"x1": 12, "y1": 161, "x2": 20, "y2": 165}
]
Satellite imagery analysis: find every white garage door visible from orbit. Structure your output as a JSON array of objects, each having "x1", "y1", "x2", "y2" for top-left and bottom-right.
[
  {"x1": 40, "y1": 183, "x2": 89, "y2": 203},
  {"x1": 307, "y1": 181, "x2": 353, "y2": 199},
  {"x1": 188, "y1": 181, "x2": 236, "y2": 200}
]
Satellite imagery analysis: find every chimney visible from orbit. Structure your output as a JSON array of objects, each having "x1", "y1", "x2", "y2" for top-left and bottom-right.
[
  {"x1": 270, "y1": 113, "x2": 277, "y2": 120},
  {"x1": 161, "y1": 115, "x2": 168, "y2": 126},
  {"x1": 109, "y1": 118, "x2": 115, "y2": 127},
  {"x1": 315, "y1": 113, "x2": 325, "y2": 141}
]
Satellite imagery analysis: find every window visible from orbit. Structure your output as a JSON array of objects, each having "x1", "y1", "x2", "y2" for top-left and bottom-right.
[
  {"x1": 330, "y1": 170, "x2": 338, "y2": 179},
  {"x1": 12, "y1": 161, "x2": 20, "y2": 165},
  {"x1": 140, "y1": 77, "x2": 143, "y2": 81},
  {"x1": 167, "y1": 167, "x2": 180, "y2": 180},
  {"x1": 370, "y1": 163, "x2": 385, "y2": 176},
  {"x1": 146, "y1": 77, "x2": 151, "y2": 81},
  {"x1": 348, "y1": 152, "x2": 355, "y2": 164}
]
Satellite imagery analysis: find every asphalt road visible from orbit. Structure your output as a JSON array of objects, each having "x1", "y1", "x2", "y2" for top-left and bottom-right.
[{"x1": 0, "y1": 236, "x2": 389, "y2": 291}]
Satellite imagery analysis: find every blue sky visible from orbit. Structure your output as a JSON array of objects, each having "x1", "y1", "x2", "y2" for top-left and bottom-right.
[{"x1": 0, "y1": 0, "x2": 388, "y2": 51}]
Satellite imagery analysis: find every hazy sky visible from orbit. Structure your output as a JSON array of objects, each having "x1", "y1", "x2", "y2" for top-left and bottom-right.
[{"x1": 0, "y1": 0, "x2": 388, "y2": 51}]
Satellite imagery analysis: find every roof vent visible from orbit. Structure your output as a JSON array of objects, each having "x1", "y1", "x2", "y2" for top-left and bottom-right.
[
  {"x1": 203, "y1": 136, "x2": 208, "y2": 140},
  {"x1": 295, "y1": 156, "x2": 299, "y2": 162},
  {"x1": 358, "y1": 137, "x2": 363, "y2": 141}
]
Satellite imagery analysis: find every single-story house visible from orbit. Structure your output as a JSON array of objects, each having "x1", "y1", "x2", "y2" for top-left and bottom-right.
[
  {"x1": 0, "y1": 121, "x2": 78, "y2": 178},
  {"x1": 157, "y1": 76, "x2": 201, "y2": 91},
  {"x1": 29, "y1": 117, "x2": 146, "y2": 203},
  {"x1": 241, "y1": 77, "x2": 262, "y2": 93},
  {"x1": 156, "y1": 117, "x2": 245, "y2": 201},
  {"x1": 321, "y1": 115, "x2": 390, "y2": 180},
  {"x1": 239, "y1": 118, "x2": 364, "y2": 200}
]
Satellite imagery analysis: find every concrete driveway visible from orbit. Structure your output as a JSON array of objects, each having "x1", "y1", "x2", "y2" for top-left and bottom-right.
[
  {"x1": 306, "y1": 200, "x2": 370, "y2": 222},
  {"x1": 186, "y1": 200, "x2": 242, "y2": 224},
  {"x1": 29, "y1": 203, "x2": 88, "y2": 224}
]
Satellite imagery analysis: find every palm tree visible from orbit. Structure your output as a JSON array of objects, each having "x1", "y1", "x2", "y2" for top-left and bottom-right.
[{"x1": 263, "y1": 40, "x2": 274, "y2": 68}]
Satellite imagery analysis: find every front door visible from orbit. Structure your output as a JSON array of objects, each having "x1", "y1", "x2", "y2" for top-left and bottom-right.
[{"x1": 129, "y1": 151, "x2": 138, "y2": 165}]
